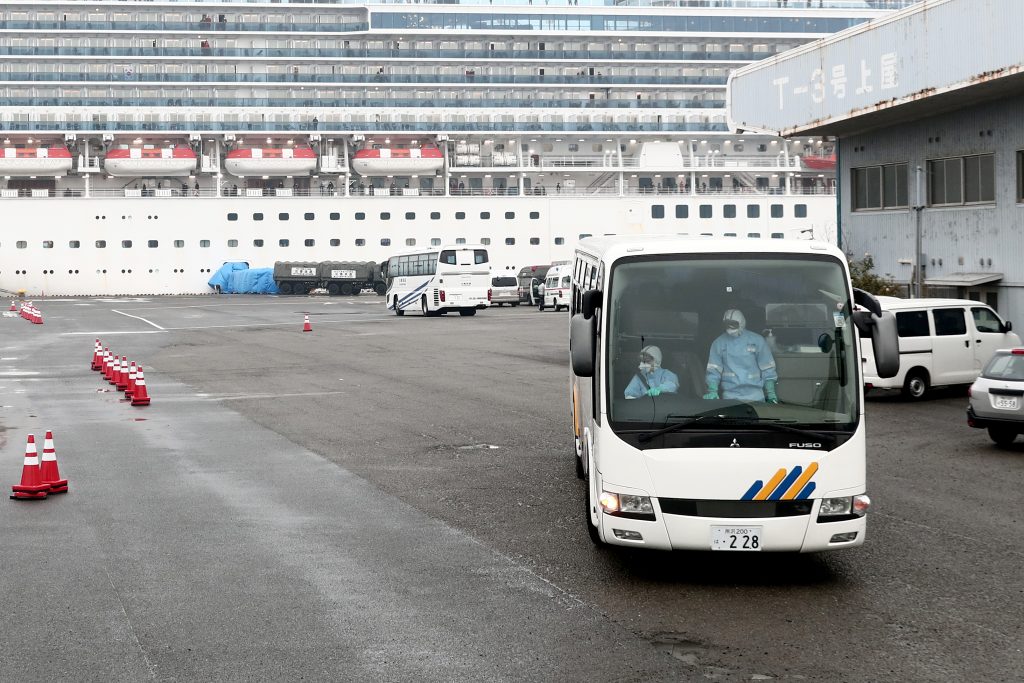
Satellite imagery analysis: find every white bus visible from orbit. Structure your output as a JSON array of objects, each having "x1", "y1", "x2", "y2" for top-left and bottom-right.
[
  {"x1": 568, "y1": 235, "x2": 899, "y2": 553},
  {"x1": 384, "y1": 244, "x2": 491, "y2": 316}
]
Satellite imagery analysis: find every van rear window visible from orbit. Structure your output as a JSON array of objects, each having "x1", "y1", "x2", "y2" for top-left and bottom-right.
[{"x1": 492, "y1": 277, "x2": 517, "y2": 287}]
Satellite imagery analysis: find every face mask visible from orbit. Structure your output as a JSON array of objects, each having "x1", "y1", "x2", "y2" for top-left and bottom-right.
[
  {"x1": 638, "y1": 362, "x2": 652, "y2": 373},
  {"x1": 726, "y1": 327, "x2": 741, "y2": 337}
]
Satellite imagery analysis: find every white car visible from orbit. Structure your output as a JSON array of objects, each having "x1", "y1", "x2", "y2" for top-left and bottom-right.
[{"x1": 967, "y1": 348, "x2": 1024, "y2": 446}]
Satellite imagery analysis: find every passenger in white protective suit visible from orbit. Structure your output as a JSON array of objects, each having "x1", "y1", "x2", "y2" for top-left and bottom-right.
[
  {"x1": 624, "y1": 345, "x2": 680, "y2": 399},
  {"x1": 704, "y1": 309, "x2": 779, "y2": 403}
]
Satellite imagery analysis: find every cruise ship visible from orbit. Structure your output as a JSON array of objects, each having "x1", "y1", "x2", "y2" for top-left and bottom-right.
[{"x1": 0, "y1": 0, "x2": 916, "y2": 296}]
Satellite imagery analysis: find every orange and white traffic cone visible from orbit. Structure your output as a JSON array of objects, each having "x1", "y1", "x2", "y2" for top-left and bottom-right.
[
  {"x1": 125, "y1": 361, "x2": 138, "y2": 400},
  {"x1": 302, "y1": 314, "x2": 313, "y2": 332},
  {"x1": 10, "y1": 434, "x2": 49, "y2": 500},
  {"x1": 115, "y1": 356, "x2": 129, "y2": 391},
  {"x1": 8, "y1": 300, "x2": 16, "y2": 312},
  {"x1": 91, "y1": 339, "x2": 103, "y2": 371},
  {"x1": 32, "y1": 307, "x2": 43, "y2": 325},
  {"x1": 131, "y1": 365, "x2": 151, "y2": 406},
  {"x1": 104, "y1": 348, "x2": 116, "y2": 383},
  {"x1": 39, "y1": 430, "x2": 68, "y2": 494}
]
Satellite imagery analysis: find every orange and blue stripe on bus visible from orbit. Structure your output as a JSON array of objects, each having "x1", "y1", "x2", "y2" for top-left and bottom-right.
[{"x1": 741, "y1": 463, "x2": 818, "y2": 501}]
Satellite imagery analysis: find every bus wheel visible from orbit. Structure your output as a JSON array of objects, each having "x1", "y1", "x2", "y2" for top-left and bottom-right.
[
  {"x1": 326, "y1": 283, "x2": 340, "y2": 296},
  {"x1": 394, "y1": 296, "x2": 404, "y2": 316},
  {"x1": 459, "y1": 308, "x2": 477, "y2": 317},
  {"x1": 421, "y1": 296, "x2": 436, "y2": 317},
  {"x1": 278, "y1": 282, "x2": 293, "y2": 295}
]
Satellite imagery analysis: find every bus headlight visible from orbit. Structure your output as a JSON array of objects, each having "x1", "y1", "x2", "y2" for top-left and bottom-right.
[
  {"x1": 818, "y1": 495, "x2": 870, "y2": 520},
  {"x1": 599, "y1": 491, "x2": 655, "y2": 519}
]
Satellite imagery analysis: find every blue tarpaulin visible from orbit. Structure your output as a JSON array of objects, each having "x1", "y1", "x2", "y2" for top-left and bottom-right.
[{"x1": 208, "y1": 263, "x2": 279, "y2": 294}]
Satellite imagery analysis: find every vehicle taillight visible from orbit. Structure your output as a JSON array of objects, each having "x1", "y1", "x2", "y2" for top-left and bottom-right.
[
  {"x1": 439, "y1": 290, "x2": 446, "y2": 302},
  {"x1": 1012, "y1": 348, "x2": 1024, "y2": 355}
]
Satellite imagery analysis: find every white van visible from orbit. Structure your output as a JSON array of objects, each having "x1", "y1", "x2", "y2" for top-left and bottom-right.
[
  {"x1": 862, "y1": 297, "x2": 1020, "y2": 399},
  {"x1": 538, "y1": 264, "x2": 572, "y2": 312}
]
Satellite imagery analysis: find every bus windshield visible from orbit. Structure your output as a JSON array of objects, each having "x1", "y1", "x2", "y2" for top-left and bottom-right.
[{"x1": 606, "y1": 253, "x2": 858, "y2": 434}]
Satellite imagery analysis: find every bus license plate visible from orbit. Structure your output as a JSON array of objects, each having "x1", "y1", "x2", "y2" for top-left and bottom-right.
[
  {"x1": 711, "y1": 526, "x2": 762, "y2": 551},
  {"x1": 994, "y1": 396, "x2": 1018, "y2": 410}
]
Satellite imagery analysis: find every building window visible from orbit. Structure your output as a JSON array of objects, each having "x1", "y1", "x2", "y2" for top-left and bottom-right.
[
  {"x1": 430, "y1": 211, "x2": 441, "y2": 220},
  {"x1": 227, "y1": 240, "x2": 238, "y2": 247},
  {"x1": 770, "y1": 204, "x2": 783, "y2": 218},
  {"x1": 304, "y1": 239, "x2": 315, "y2": 247},
  {"x1": 174, "y1": 240, "x2": 185, "y2": 248},
  {"x1": 304, "y1": 212, "x2": 315, "y2": 221},
  {"x1": 279, "y1": 239, "x2": 289, "y2": 247},
  {"x1": 963, "y1": 154, "x2": 995, "y2": 203},
  {"x1": 1017, "y1": 151, "x2": 1024, "y2": 203},
  {"x1": 530, "y1": 237, "x2": 540, "y2": 245},
  {"x1": 852, "y1": 162, "x2": 908, "y2": 210},
  {"x1": 330, "y1": 212, "x2": 340, "y2": 221},
  {"x1": 227, "y1": 213, "x2": 238, "y2": 221},
  {"x1": 675, "y1": 205, "x2": 688, "y2": 219},
  {"x1": 699, "y1": 205, "x2": 712, "y2": 219},
  {"x1": 253, "y1": 239, "x2": 263, "y2": 247},
  {"x1": 148, "y1": 240, "x2": 159, "y2": 248},
  {"x1": 253, "y1": 213, "x2": 264, "y2": 221},
  {"x1": 747, "y1": 204, "x2": 760, "y2": 218},
  {"x1": 794, "y1": 204, "x2": 807, "y2": 218},
  {"x1": 330, "y1": 239, "x2": 340, "y2": 247},
  {"x1": 723, "y1": 204, "x2": 736, "y2": 218},
  {"x1": 652, "y1": 205, "x2": 665, "y2": 219}
]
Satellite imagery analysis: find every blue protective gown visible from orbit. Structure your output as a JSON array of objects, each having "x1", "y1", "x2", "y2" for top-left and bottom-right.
[
  {"x1": 624, "y1": 367, "x2": 680, "y2": 399},
  {"x1": 705, "y1": 330, "x2": 778, "y2": 401}
]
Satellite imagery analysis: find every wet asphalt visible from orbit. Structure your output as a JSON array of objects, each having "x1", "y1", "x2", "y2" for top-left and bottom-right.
[{"x1": 1, "y1": 295, "x2": 1021, "y2": 682}]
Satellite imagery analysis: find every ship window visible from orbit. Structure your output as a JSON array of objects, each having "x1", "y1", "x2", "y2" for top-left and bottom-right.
[
  {"x1": 771, "y1": 204, "x2": 783, "y2": 218},
  {"x1": 505, "y1": 237, "x2": 516, "y2": 245},
  {"x1": 253, "y1": 213, "x2": 264, "y2": 221},
  {"x1": 330, "y1": 239, "x2": 340, "y2": 247},
  {"x1": 481, "y1": 238, "x2": 491, "y2": 245},
  {"x1": 69, "y1": 241, "x2": 80, "y2": 248},
  {"x1": 723, "y1": 204, "x2": 736, "y2": 218},
  {"x1": 651, "y1": 205, "x2": 665, "y2": 219},
  {"x1": 304, "y1": 212, "x2": 314, "y2": 221},
  {"x1": 121, "y1": 240, "x2": 132, "y2": 248},
  {"x1": 175, "y1": 240, "x2": 185, "y2": 248},
  {"x1": 675, "y1": 205, "x2": 688, "y2": 218},
  {"x1": 569, "y1": 144, "x2": 579, "y2": 152},
  {"x1": 148, "y1": 240, "x2": 159, "y2": 248},
  {"x1": 481, "y1": 212, "x2": 491, "y2": 220},
  {"x1": 699, "y1": 205, "x2": 712, "y2": 218},
  {"x1": 17, "y1": 241, "x2": 26, "y2": 248},
  {"x1": 227, "y1": 240, "x2": 238, "y2": 247},
  {"x1": 381, "y1": 238, "x2": 391, "y2": 246},
  {"x1": 95, "y1": 240, "x2": 106, "y2": 248},
  {"x1": 456, "y1": 212, "x2": 466, "y2": 220},
  {"x1": 355, "y1": 239, "x2": 366, "y2": 246},
  {"x1": 380, "y1": 212, "x2": 391, "y2": 220},
  {"x1": 355, "y1": 212, "x2": 366, "y2": 220},
  {"x1": 200, "y1": 240, "x2": 211, "y2": 248},
  {"x1": 530, "y1": 211, "x2": 540, "y2": 219},
  {"x1": 406, "y1": 238, "x2": 416, "y2": 246},
  {"x1": 330, "y1": 212, "x2": 340, "y2": 220},
  {"x1": 555, "y1": 237, "x2": 565, "y2": 245},
  {"x1": 253, "y1": 239, "x2": 264, "y2": 247},
  {"x1": 747, "y1": 205, "x2": 760, "y2": 218},
  {"x1": 592, "y1": 144, "x2": 603, "y2": 153},
  {"x1": 304, "y1": 239, "x2": 315, "y2": 247},
  {"x1": 530, "y1": 237, "x2": 540, "y2": 245},
  {"x1": 430, "y1": 212, "x2": 441, "y2": 220},
  {"x1": 43, "y1": 241, "x2": 54, "y2": 249},
  {"x1": 505, "y1": 212, "x2": 515, "y2": 219},
  {"x1": 795, "y1": 204, "x2": 807, "y2": 218},
  {"x1": 279, "y1": 239, "x2": 289, "y2": 247},
  {"x1": 456, "y1": 238, "x2": 467, "y2": 244},
  {"x1": 228, "y1": 213, "x2": 238, "y2": 221},
  {"x1": 579, "y1": 233, "x2": 592, "y2": 239},
  {"x1": 405, "y1": 212, "x2": 415, "y2": 220},
  {"x1": 279, "y1": 213, "x2": 289, "y2": 221},
  {"x1": 431, "y1": 238, "x2": 441, "y2": 246}
]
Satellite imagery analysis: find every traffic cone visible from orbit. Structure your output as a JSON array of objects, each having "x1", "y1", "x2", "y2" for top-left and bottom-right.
[
  {"x1": 125, "y1": 361, "x2": 137, "y2": 400},
  {"x1": 10, "y1": 434, "x2": 48, "y2": 500},
  {"x1": 302, "y1": 314, "x2": 312, "y2": 332},
  {"x1": 131, "y1": 365, "x2": 151, "y2": 406},
  {"x1": 115, "y1": 356, "x2": 129, "y2": 391},
  {"x1": 32, "y1": 307, "x2": 43, "y2": 325},
  {"x1": 39, "y1": 430, "x2": 67, "y2": 494},
  {"x1": 91, "y1": 339, "x2": 103, "y2": 371},
  {"x1": 8, "y1": 300, "x2": 15, "y2": 312},
  {"x1": 104, "y1": 348, "x2": 116, "y2": 383}
]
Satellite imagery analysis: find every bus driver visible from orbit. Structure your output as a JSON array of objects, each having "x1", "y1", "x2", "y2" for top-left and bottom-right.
[
  {"x1": 703, "y1": 309, "x2": 779, "y2": 403},
  {"x1": 624, "y1": 345, "x2": 680, "y2": 399}
]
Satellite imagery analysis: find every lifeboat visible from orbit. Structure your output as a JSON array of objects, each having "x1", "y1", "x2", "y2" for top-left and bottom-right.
[
  {"x1": 104, "y1": 146, "x2": 198, "y2": 177},
  {"x1": 0, "y1": 147, "x2": 73, "y2": 176},
  {"x1": 352, "y1": 147, "x2": 443, "y2": 176},
  {"x1": 801, "y1": 154, "x2": 836, "y2": 171},
  {"x1": 225, "y1": 147, "x2": 317, "y2": 176}
]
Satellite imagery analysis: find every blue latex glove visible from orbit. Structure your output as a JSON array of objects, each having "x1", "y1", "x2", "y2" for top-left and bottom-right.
[
  {"x1": 647, "y1": 387, "x2": 661, "y2": 397},
  {"x1": 703, "y1": 386, "x2": 719, "y2": 400},
  {"x1": 765, "y1": 380, "x2": 778, "y2": 404}
]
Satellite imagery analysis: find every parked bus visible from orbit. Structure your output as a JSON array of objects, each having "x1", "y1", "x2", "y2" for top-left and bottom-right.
[
  {"x1": 568, "y1": 235, "x2": 899, "y2": 552},
  {"x1": 384, "y1": 244, "x2": 491, "y2": 316}
]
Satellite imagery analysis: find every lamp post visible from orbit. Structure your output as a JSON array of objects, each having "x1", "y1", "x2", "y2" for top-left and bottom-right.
[{"x1": 914, "y1": 165, "x2": 924, "y2": 297}]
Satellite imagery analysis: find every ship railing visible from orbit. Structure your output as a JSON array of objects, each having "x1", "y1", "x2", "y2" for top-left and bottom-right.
[
  {"x1": 448, "y1": 155, "x2": 807, "y2": 170},
  {"x1": 1, "y1": 121, "x2": 733, "y2": 134}
]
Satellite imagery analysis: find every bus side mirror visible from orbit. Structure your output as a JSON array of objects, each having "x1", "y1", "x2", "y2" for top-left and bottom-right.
[
  {"x1": 854, "y1": 309, "x2": 899, "y2": 379},
  {"x1": 570, "y1": 314, "x2": 596, "y2": 377},
  {"x1": 581, "y1": 289, "x2": 602, "y2": 320},
  {"x1": 852, "y1": 288, "x2": 882, "y2": 317}
]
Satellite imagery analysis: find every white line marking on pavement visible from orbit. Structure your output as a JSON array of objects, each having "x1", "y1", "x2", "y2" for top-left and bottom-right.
[
  {"x1": 62, "y1": 330, "x2": 167, "y2": 336},
  {"x1": 112, "y1": 309, "x2": 166, "y2": 330}
]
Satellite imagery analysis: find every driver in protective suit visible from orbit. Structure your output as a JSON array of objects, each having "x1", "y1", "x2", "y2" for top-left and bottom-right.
[{"x1": 704, "y1": 309, "x2": 779, "y2": 403}]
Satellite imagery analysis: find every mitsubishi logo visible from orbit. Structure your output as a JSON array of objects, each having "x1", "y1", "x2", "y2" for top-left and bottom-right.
[{"x1": 729, "y1": 438, "x2": 741, "y2": 448}]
